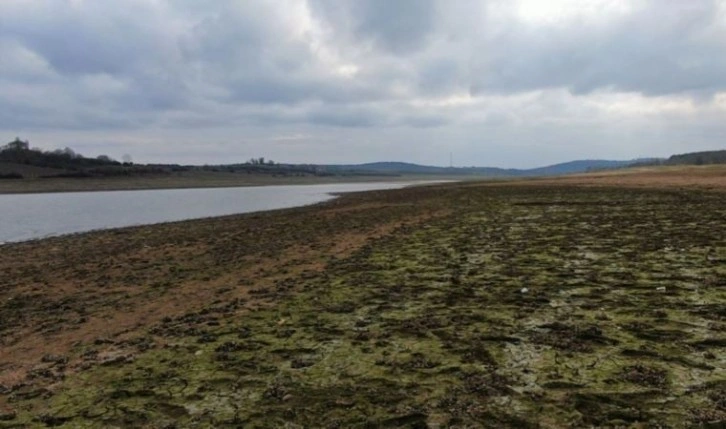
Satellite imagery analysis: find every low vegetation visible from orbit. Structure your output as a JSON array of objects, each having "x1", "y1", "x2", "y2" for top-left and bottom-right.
[{"x1": 1, "y1": 174, "x2": 724, "y2": 427}]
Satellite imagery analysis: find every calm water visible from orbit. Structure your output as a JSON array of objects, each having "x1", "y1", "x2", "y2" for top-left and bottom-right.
[{"x1": 0, "y1": 182, "x2": 430, "y2": 244}]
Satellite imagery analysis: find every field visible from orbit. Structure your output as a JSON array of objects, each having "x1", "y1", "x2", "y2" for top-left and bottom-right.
[{"x1": 1, "y1": 167, "x2": 725, "y2": 427}]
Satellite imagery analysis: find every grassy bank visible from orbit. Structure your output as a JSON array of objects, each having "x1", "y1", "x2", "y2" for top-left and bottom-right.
[{"x1": 1, "y1": 178, "x2": 725, "y2": 427}]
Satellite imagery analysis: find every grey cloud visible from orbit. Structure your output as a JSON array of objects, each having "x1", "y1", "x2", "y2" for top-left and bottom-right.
[
  {"x1": 177, "y1": 1, "x2": 392, "y2": 106},
  {"x1": 470, "y1": 0, "x2": 726, "y2": 97},
  {"x1": 1, "y1": 2, "x2": 175, "y2": 76},
  {"x1": 399, "y1": 113, "x2": 449, "y2": 128},
  {"x1": 415, "y1": 56, "x2": 469, "y2": 95},
  {"x1": 1, "y1": 1, "x2": 191, "y2": 119},
  {"x1": 225, "y1": 78, "x2": 366, "y2": 105},
  {"x1": 0, "y1": 96, "x2": 146, "y2": 130},
  {"x1": 304, "y1": 103, "x2": 451, "y2": 129},
  {"x1": 350, "y1": 0, "x2": 438, "y2": 54},
  {"x1": 180, "y1": 4, "x2": 273, "y2": 67},
  {"x1": 306, "y1": 108, "x2": 384, "y2": 128},
  {"x1": 310, "y1": 0, "x2": 438, "y2": 54}
]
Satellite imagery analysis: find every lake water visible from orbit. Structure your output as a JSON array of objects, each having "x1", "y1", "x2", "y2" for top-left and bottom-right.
[{"x1": 0, "y1": 182, "x2": 431, "y2": 244}]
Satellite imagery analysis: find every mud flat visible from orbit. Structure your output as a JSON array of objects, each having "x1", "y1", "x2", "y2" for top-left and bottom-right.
[{"x1": 1, "y1": 170, "x2": 724, "y2": 427}]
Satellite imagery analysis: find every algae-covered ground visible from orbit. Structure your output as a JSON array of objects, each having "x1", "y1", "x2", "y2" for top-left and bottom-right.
[{"x1": 1, "y1": 182, "x2": 725, "y2": 428}]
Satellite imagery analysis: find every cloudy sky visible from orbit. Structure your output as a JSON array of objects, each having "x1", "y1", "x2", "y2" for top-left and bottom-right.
[{"x1": 1, "y1": 0, "x2": 725, "y2": 167}]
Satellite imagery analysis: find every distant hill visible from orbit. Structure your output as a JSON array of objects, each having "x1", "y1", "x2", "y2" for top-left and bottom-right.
[
  {"x1": 6, "y1": 137, "x2": 690, "y2": 180},
  {"x1": 323, "y1": 159, "x2": 640, "y2": 177},
  {"x1": 324, "y1": 162, "x2": 518, "y2": 176},
  {"x1": 522, "y1": 160, "x2": 634, "y2": 176}
]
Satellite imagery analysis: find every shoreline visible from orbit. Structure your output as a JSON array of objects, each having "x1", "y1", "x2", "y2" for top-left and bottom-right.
[
  {"x1": 0, "y1": 172, "x2": 476, "y2": 195},
  {"x1": 0, "y1": 180, "x2": 453, "y2": 245}
]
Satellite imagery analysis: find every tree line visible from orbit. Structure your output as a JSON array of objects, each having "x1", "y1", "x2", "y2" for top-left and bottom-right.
[{"x1": 1, "y1": 138, "x2": 123, "y2": 170}]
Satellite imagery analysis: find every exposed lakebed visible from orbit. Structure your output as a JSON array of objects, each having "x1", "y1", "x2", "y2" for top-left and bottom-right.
[
  {"x1": 1, "y1": 183, "x2": 724, "y2": 427},
  {"x1": 0, "y1": 181, "x2": 436, "y2": 243}
]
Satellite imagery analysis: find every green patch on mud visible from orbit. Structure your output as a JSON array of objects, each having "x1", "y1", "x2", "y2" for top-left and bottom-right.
[{"x1": 3, "y1": 185, "x2": 726, "y2": 427}]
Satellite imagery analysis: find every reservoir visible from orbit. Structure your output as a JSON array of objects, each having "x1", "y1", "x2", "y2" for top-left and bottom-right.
[{"x1": 0, "y1": 182, "x2": 431, "y2": 244}]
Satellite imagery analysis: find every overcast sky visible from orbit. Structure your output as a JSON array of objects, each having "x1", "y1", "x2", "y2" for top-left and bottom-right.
[{"x1": 1, "y1": 0, "x2": 725, "y2": 167}]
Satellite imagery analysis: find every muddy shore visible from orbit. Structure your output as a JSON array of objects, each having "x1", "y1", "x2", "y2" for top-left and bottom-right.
[{"x1": 1, "y1": 169, "x2": 724, "y2": 427}]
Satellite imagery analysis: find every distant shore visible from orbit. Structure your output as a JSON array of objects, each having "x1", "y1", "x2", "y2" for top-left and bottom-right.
[
  {"x1": 3, "y1": 163, "x2": 723, "y2": 195},
  {"x1": 0, "y1": 171, "x2": 476, "y2": 194}
]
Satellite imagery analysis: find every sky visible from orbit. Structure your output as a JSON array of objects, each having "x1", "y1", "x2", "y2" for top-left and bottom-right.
[{"x1": 1, "y1": 0, "x2": 725, "y2": 168}]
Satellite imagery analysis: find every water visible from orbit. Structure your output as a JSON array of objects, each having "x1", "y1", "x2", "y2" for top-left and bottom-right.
[{"x1": 0, "y1": 182, "x2": 432, "y2": 244}]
